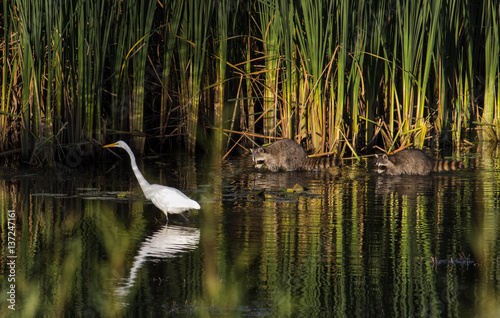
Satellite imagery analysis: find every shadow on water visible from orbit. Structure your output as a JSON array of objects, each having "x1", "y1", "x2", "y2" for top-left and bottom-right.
[{"x1": 1, "y1": 142, "x2": 500, "y2": 317}]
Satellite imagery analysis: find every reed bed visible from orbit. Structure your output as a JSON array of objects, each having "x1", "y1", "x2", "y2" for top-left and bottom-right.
[{"x1": 1, "y1": 0, "x2": 499, "y2": 163}]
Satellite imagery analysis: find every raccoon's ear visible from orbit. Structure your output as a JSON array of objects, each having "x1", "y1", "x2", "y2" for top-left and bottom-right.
[
  {"x1": 375, "y1": 154, "x2": 379, "y2": 158},
  {"x1": 383, "y1": 154, "x2": 388, "y2": 159}
]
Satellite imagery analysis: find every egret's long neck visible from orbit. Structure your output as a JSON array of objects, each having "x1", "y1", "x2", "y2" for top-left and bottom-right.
[{"x1": 123, "y1": 145, "x2": 150, "y2": 189}]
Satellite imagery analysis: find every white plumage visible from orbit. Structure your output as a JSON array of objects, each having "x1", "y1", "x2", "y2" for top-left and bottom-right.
[{"x1": 103, "y1": 140, "x2": 200, "y2": 222}]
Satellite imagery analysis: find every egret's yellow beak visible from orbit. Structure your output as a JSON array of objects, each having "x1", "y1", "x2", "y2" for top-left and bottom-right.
[{"x1": 103, "y1": 143, "x2": 118, "y2": 148}]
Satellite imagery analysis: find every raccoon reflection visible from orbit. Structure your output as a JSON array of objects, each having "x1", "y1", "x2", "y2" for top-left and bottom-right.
[{"x1": 375, "y1": 175, "x2": 433, "y2": 197}]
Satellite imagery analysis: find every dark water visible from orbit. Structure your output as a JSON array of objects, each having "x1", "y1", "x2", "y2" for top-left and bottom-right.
[{"x1": 1, "y1": 144, "x2": 500, "y2": 317}]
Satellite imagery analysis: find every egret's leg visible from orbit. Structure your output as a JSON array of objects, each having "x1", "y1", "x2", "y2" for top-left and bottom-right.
[{"x1": 180, "y1": 213, "x2": 189, "y2": 223}]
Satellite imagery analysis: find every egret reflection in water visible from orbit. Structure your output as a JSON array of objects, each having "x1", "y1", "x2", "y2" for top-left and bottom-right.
[{"x1": 116, "y1": 224, "x2": 201, "y2": 298}]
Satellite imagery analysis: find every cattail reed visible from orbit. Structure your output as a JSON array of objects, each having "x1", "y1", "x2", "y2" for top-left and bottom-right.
[{"x1": 1, "y1": 0, "x2": 498, "y2": 162}]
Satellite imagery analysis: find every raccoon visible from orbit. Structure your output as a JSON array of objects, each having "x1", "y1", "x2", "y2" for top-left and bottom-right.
[
  {"x1": 250, "y1": 138, "x2": 341, "y2": 172},
  {"x1": 375, "y1": 149, "x2": 462, "y2": 176}
]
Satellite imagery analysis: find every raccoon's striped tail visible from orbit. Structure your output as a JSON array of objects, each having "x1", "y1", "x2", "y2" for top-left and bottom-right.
[
  {"x1": 305, "y1": 156, "x2": 342, "y2": 170},
  {"x1": 432, "y1": 159, "x2": 463, "y2": 172}
]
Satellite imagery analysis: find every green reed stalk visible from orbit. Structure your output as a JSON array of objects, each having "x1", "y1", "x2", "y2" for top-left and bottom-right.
[
  {"x1": 443, "y1": 0, "x2": 473, "y2": 144},
  {"x1": 1, "y1": 0, "x2": 13, "y2": 150},
  {"x1": 434, "y1": 53, "x2": 445, "y2": 141},
  {"x1": 88, "y1": 1, "x2": 116, "y2": 144},
  {"x1": 46, "y1": 0, "x2": 65, "y2": 143},
  {"x1": 161, "y1": 0, "x2": 184, "y2": 136},
  {"x1": 107, "y1": 0, "x2": 154, "y2": 154},
  {"x1": 53, "y1": 3, "x2": 64, "y2": 142},
  {"x1": 347, "y1": 1, "x2": 367, "y2": 149},
  {"x1": 128, "y1": 0, "x2": 156, "y2": 154},
  {"x1": 16, "y1": 0, "x2": 45, "y2": 157},
  {"x1": 333, "y1": 0, "x2": 348, "y2": 152},
  {"x1": 295, "y1": 0, "x2": 334, "y2": 152},
  {"x1": 184, "y1": 0, "x2": 214, "y2": 152},
  {"x1": 245, "y1": 18, "x2": 255, "y2": 136},
  {"x1": 435, "y1": 0, "x2": 455, "y2": 141},
  {"x1": 466, "y1": 1, "x2": 483, "y2": 135},
  {"x1": 75, "y1": 0, "x2": 113, "y2": 144},
  {"x1": 387, "y1": 23, "x2": 399, "y2": 142},
  {"x1": 43, "y1": 0, "x2": 54, "y2": 148},
  {"x1": 391, "y1": 0, "x2": 439, "y2": 148},
  {"x1": 109, "y1": 1, "x2": 128, "y2": 133},
  {"x1": 396, "y1": 0, "x2": 419, "y2": 144},
  {"x1": 213, "y1": 0, "x2": 230, "y2": 153},
  {"x1": 177, "y1": 19, "x2": 189, "y2": 142},
  {"x1": 257, "y1": 0, "x2": 280, "y2": 140},
  {"x1": 363, "y1": 1, "x2": 387, "y2": 146},
  {"x1": 481, "y1": 0, "x2": 500, "y2": 140},
  {"x1": 278, "y1": 0, "x2": 295, "y2": 140},
  {"x1": 453, "y1": 60, "x2": 468, "y2": 143},
  {"x1": 414, "y1": 0, "x2": 442, "y2": 148},
  {"x1": 75, "y1": 0, "x2": 86, "y2": 143}
]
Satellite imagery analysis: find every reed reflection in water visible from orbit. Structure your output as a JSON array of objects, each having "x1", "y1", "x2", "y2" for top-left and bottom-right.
[{"x1": 1, "y1": 143, "x2": 500, "y2": 316}]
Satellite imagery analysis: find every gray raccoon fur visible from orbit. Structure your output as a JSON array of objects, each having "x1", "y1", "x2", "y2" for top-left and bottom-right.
[
  {"x1": 250, "y1": 138, "x2": 341, "y2": 172},
  {"x1": 375, "y1": 149, "x2": 462, "y2": 176}
]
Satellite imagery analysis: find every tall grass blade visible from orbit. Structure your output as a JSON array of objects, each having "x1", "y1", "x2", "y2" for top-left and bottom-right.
[
  {"x1": 480, "y1": 0, "x2": 500, "y2": 140},
  {"x1": 295, "y1": 0, "x2": 334, "y2": 152},
  {"x1": 184, "y1": 0, "x2": 214, "y2": 153},
  {"x1": 213, "y1": 0, "x2": 231, "y2": 153},
  {"x1": 257, "y1": 0, "x2": 280, "y2": 140},
  {"x1": 16, "y1": 0, "x2": 44, "y2": 158},
  {"x1": 414, "y1": 0, "x2": 442, "y2": 148},
  {"x1": 278, "y1": 0, "x2": 295, "y2": 140},
  {"x1": 160, "y1": 0, "x2": 184, "y2": 137},
  {"x1": 334, "y1": 0, "x2": 348, "y2": 153},
  {"x1": 1, "y1": 0, "x2": 15, "y2": 151},
  {"x1": 129, "y1": 0, "x2": 156, "y2": 154},
  {"x1": 347, "y1": 1, "x2": 367, "y2": 149}
]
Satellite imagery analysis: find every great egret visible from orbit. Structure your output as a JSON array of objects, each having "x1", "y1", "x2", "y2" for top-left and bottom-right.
[{"x1": 103, "y1": 140, "x2": 200, "y2": 222}]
